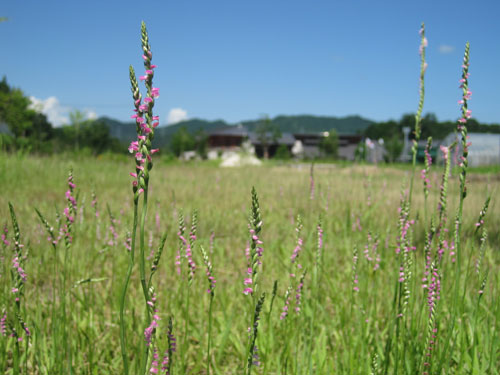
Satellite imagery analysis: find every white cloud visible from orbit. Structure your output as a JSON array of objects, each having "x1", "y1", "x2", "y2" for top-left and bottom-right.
[
  {"x1": 167, "y1": 108, "x2": 188, "y2": 125},
  {"x1": 29, "y1": 96, "x2": 70, "y2": 127},
  {"x1": 29, "y1": 96, "x2": 98, "y2": 127},
  {"x1": 85, "y1": 109, "x2": 97, "y2": 120},
  {"x1": 439, "y1": 45, "x2": 455, "y2": 54}
]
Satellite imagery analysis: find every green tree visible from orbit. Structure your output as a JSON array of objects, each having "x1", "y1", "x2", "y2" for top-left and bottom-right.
[
  {"x1": 194, "y1": 129, "x2": 208, "y2": 159},
  {"x1": 26, "y1": 112, "x2": 54, "y2": 152},
  {"x1": 53, "y1": 119, "x2": 121, "y2": 155},
  {"x1": 256, "y1": 116, "x2": 281, "y2": 159},
  {"x1": 319, "y1": 129, "x2": 339, "y2": 158},
  {"x1": 0, "y1": 77, "x2": 36, "y2": 138},
  {"x1": 274, "y1": 144, "x2": 291, "y2": 160},
  {"x1": 364, "y1": 120, "x2": 401, "y2": 141},
  {"x1": 384, "y1": 134, "x2": 404, "y2": 162},
  {"x1": 171, "y1": 126, "x2": 195, "y2": 157},
  {"x1": 69, "y1": 110, "x2": 85, "y2": 151}
]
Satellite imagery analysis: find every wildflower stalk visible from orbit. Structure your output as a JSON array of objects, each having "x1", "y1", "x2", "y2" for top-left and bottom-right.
[
  {"x1": 139, "y1": 189, "x2": 151, "y2": 305},
  {"x1": 8, "y1": 203, "x2": 26, "y2": 375},
  {"x1": 315, "y1": 217, "x2": 323, "y2": 283},
  {"x1": 120, "y1": 21, "x2": 161, "y2": 375},
  {"x1": 370, "y1": 353, "x2": 379, "y2": 375},
  {"x1": 439, "y1": 41, "x2": 472, "y2": 371},
  {"x1": 35, "y1": 206, "x2": 60, "y2": 363},
  {"x1": 62, "y1": 169, "x2": 77, "y2": 373},
  {"x1": 200, "y1": 245, "x2": 216, "y2": 375},
  {"x1": 474, "y1": 196, "x2": 490, "y2": 234},
  {"x1": 248, "y1": 187, "x2": 263, "y2": 297},
  {"x1": 408, "y1": 23, "x2": 427, "y2": 206},
  {"x1": 206, "y1": 293, "x2": 214, "y2": 375},
  {"x1": 181, "y1": 211, "x2": 198, "y2": 373},
  {"x1": 421, "y1": 262, "x2": 440, "y2": 374},
  {"x1": 453, "y1": 42, "x2": 471, "y2": 320},
  {"x1": 243, "y1": 187, "x2": 264, "y2": 371},
  {"x1": 267, "y1": 280, "x2": 278, "y2": 325},
  {"x1": 147, "y1": 233, "x2": 167, "y2": 288},
  {"x1": 163, "y1": 317, "x2": 176, "y2": 375},
  {"x1": 453, "y1": 42, "x2": 471, "y2": 272},
  {"x1": 181, "y1": 266, "x2": 190, "y2": 374},
  {"x1": 247, "y1": 293, "x2": 266, "y2": 375},
  {"x1": 470, "y1": 230, "x2": 488, "y2": 355},
  {"x1": 119, "y1": 200, "x2": 137, "y2": 375},
  {"x1": 422, "y1": 137, "x2": 432, "y2": 225},
  {"x1": 309, "y1": 162, "x2": 315, "y2": 200}
]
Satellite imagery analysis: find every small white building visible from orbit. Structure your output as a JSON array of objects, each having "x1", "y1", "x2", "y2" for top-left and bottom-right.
[{"x1": 440, "y1": 133, "x2": 500, "y2": 166}]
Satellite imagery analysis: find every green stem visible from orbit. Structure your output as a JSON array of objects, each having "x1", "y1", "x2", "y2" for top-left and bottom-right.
[
  {"x1": 63, "y1": 239, "x2": 70, "y2": 372},
  {"x1": 140, "y1": 190, "x2": 150, "y2": 306},
  {"x1": 13, "y1": 339, "x2": 20, "y2": 375},
  {"x1": 182, "y1": 285, "x2": 191, "y2": 373},
  {"x1": 439, "y1": 173, "x2": 467, "y2": 370},
  {"x1": 407, "y1": 143, "x2": 418, "y2": 208},
  {"x1": 139, "y1": 189, "x2": 151, "y2": 375},
  {"x1": 119, "y1": 202, "x2": 138, "y2": 375},
  {"x1": 207, "y1": 294, "x2": 214, "y2": 375}
]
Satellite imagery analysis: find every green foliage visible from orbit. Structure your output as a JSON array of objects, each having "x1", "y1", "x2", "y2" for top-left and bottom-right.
[
  {"x1": 319, "y1": 129, "x2": 339, "y2": 158},
  {"x1": 0, "y1": 77, "x2": 36, "y2": 139},
  {"x1": 0, "y1": 78, "x2": 122, "y2": 155},
  {"x1": 256, "y1": 116, "x2": 281, "y2": 159},
  {"x1": 384, "y1": 134, "x2": 403, "y2": 162},
  {"x1": 355, "y1": 141, "x2": 367, "y2": 161},
  {"x1": 169, "y1": 127, "x2": 211, "y2": 159},
  {"x1": 364, "y1": 120, "x2": 401, "y2": 141},
  {"x1": 171, "y1": 126, "x2": 195, "y2": 156},
  {"x1": 53, "y1": 119, "x2": 122, "y2": 155},
  {"x1": 274, "y1": 144, "x2": 291, "y2": 160},
  {"x1": 194, "y1": 129, "x2": 208, "y2": 159},
  {"x1": 364, "y1": 112, "x2": 500, "y2": 144}
]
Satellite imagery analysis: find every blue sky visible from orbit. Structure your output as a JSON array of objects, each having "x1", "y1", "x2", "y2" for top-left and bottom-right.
[{"x1": 1, "y1": 0, "x2": 499, "y2": 126}]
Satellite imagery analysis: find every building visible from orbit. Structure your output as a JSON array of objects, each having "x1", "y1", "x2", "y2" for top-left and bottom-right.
[
  {"x1": 440, "y1": 133, "x2": 500, "y2": 166},
  {"x1": 207, "y1": 125, "x2": 362, "y2": 160}
]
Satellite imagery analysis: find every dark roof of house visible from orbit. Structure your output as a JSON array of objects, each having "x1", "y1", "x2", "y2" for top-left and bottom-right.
[
  {"x1": 209, "y1": 125, "x2": 362, "y2": 147},
  {"x1": 209, "y1": 125, "x2": 248, "y2": 136},
  {"x1": 209, "y1": 125, "x2": 296, "y2": 146},
  {"x1": 248, "y1": 132, "x2": 296, "y2": 146}
]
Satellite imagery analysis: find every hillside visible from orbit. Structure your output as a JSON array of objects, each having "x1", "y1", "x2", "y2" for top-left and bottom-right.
[
  {"x1": 100, "y1": 117, "x2": 230, "y2": 147},
  {"x1": 242, "y1": 115, "x2": 373, "y2": 135}
]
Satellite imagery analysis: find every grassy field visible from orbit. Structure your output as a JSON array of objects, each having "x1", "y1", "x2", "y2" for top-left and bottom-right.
[{"x1": 0, "y1": 153, "x2": 498, "y2": 374}]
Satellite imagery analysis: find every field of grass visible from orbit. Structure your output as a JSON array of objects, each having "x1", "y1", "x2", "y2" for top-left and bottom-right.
[{"x1": 0, "y1": 153, "x2": 498, "y2": 374}]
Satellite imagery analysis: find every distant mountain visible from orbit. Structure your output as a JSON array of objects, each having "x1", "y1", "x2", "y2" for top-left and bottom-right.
[
  {"x1": 99, "y1": 114, "x2": 373, "y2": 148},
  {"x1": 99, "y1": 116, "x2": 230, "y2": 147},
  {"x1": 242, "y1": 115, "x2": 373, "y2": 135},
  {"x1": 154, "y1": 119, "x2": 229, "y2": 147},
  {"x1": 100, "y1": 117, "x2": 137, "y2": 141}
]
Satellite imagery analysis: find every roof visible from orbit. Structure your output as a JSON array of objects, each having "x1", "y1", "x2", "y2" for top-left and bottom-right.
[
  {"x1": 441, "y1": 132, "x2": 500, "y2": 166},
  {"x1": 209, "y1": 124, "x2": 249, "y2": 136},
  {"x1": 209, "y1": 125, "x2": 296, "y2": 145},
  {"x1": 443, "y1": 132, "x2": 500, "y2": 150},
  {"x1": 248, "y1": 132, "x2": 296, "y2": 146}
]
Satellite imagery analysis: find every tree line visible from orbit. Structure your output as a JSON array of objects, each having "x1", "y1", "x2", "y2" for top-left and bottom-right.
[{"x1": 0, "y1": 77, "x2": 122, "y2": 155}]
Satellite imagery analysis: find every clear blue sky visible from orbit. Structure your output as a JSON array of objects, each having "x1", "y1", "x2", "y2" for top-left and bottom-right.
[{"x1": 2, "y1": 0, "x2": 499, "y2": 126}]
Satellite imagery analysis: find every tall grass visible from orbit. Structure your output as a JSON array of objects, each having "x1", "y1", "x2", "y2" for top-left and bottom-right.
[{"x1": 0, "y1": 23, "x2": 499, "y2": 374}]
